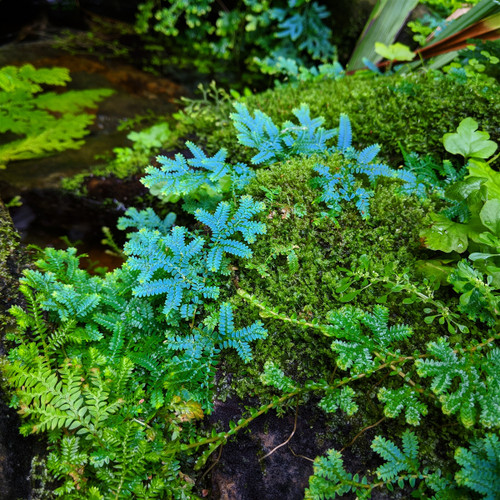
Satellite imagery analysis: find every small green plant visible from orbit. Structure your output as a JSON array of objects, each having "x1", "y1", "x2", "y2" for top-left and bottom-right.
[
  {"x1": 0, "y1": 64, "x2": 113, "y2": 169},
  {"x1": 61, "y1": 121, "x2": 174, "y2": 193},
  {"x1": 421, "y1": 117, "x2": 500, "y2": 285}
]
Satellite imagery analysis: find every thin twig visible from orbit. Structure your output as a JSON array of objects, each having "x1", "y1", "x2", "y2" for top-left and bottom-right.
[
  {"x1": 259, "y1": 402, "x2": 299, "y2": 462},
  {"x1": 201, "y1": 444, "x2": 224, "y2": 481},
  {"x1": 340, "y1": 417, "x2": 386, "y2": 453},
  {"x1": 288, "y1": 446, "x2": 314, "y2": 462}
]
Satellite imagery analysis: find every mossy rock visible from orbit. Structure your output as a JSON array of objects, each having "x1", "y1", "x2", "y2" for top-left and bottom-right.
[
  {"x1": 0, "y1": 199, "x2": 39, "y2": 500},
  {"x1": 194, "y1": 72, "x2": 500, "y2": 166},
  {"x1": 227, "y1": 154, "x2": 444, "y2": 392},
  {"x1": 0, "y1": 199, "x2": 28, "y2": 335},
  {"x1": 216, "y1": 153, "x2": 476, "y2": 480}
]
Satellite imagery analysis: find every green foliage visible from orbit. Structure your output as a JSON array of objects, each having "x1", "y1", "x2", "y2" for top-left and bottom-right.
[
  {"x1": 231, "y1": 102, "x2": 422, "y2": 218},
  {"x1": 374, "y1": 42, "x2": 415, "y2": 62},
  {"x1": 420, "y1": 0, "x2": 482, "y2": 15},
  {"x1": 448, "y1": 260, "x2": 500, "y2": 325},
  {"x1": 347, "y1": 0, "x2": 419, "y2": 71},
  {"x1": 304, "y1": 448, "x2": 372, "y2": 499},
  {"x1": 455, "y1": 433, "x2": 500, "y2": 499},
  {"x1": 401, "y1": 149, "x2": 466, "y2": 198},
  {"x1": 420, "y1": 119, "x2": 500, "y2": 291},
  {"x1": 305, "y1": 431, "x2": 459, "y2": 498},
  {"x1": 61, "y1": 121, "x2": 175, "y2": 194},
  {"x1": 416, "y1": 338, "x2": 499, "y2": 428},
  {"x1": 135, "y1": 0, "x2": 335, "y2": 77},
  {"x1": 254, "y1": 55, "x2": 345, "y2": 86},
  {"x1": 0, "y1": 64, "x2": 113, "y2": 169},
  {"x1": 443, "y1": 117, "x2": 498, "y2": 160},
  {"x1": 142, "y1": 141, "x2": 255, "y2": 205},
  {"x1": 6, "y1": 75, "x2": 500, "y2": 499},
  {"x1": 6, "y1": 118, "x2": 268, "y2": 495}
]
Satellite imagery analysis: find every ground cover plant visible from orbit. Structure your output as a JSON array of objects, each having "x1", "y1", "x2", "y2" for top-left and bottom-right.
[{"x1": 4, "y1": 83, "x2": 499, "y2": 497}]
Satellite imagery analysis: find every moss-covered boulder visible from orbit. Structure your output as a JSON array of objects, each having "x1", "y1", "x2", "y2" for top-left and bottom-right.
[
  {"x1": 225, "y1": 153, "x2": 446, "y2": 384},
  {"x1": 212, "y1": 152, "x2": 477, "y2": 493}
]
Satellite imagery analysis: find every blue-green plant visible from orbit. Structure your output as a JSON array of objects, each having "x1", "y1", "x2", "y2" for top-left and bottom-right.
[
  {"x1": 454, "y1": 433, "x2": 500, "y2": 498},
  {"x1": 6, "y1": 121, "x2": 268, "y2": 496},
  {"x1": 142, "y1": 141, "x2": 255, "y2": 203},
  {"x1": 231, "y1": 102, "x2": 424, "y2": 219}
]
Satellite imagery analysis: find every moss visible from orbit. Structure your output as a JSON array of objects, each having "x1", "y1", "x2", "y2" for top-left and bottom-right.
[
  {"x1": 194, "y1": 72, "x2": 500, "y2": 166},
  {"x1": 214, "y1": 152, "x2": 476, "y2": 479},
  {"x1": 222, "y1": 155, "x2": 437, "y2": 394},
  {"x1": 0, "y1": 200, "x2": 23, "y2": 333}
]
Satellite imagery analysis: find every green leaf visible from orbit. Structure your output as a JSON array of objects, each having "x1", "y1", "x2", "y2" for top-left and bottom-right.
[
  {"x1": 443, "y1": 118, "x2": 498, "y2": 160},
  {"x1": 467, "y1": 159, "x2": 500, "y2": 200},
  {"x1": 420, "y1": 214, "x2": 470, "y2": 253},
  {"x1": 338, "y1": 290, "x2": 359, "y2": 302},
  {"x1": 469, "y1": 252, "x2": 500, "y2": 261},
  {"x1": 375, "y1": 42, "x2": 415, "y2": 61},
  {"x1": 479, "y1": 199, "x2": 500, "y2": 235},
  {"x1": 416, "y1": 259, "x2": 454, "y2": 283}
]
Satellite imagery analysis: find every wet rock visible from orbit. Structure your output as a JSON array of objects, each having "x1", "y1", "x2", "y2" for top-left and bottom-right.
[
  {"x1": 0, "y1": 198, "x2": 40, "y2": 500},
  {"x1": 205, "y1": 396, "x2": 407, "y2": 500}
]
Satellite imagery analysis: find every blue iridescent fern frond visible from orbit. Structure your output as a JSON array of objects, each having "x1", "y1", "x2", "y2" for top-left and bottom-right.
[
  {"x1": 117, "y1": 207, "x2": 176, "y2": 235},
  {"x1": 230, "y1": 102, "x2": 336, "y2": 165},
  {"x1": 195, "y1": 196, "x2": 266, "y2": 271},
  {"x1": 164, "y1": 302, "x2": 267, "y2": 364},
  {"x1": 215, "y1": 302, "x2": 267, "y2": 362},
  {"x1": 141, "y1": 141, "x2": 255, "y2": 200},
  {"x1": 122, "y1": 197, "x2": 265, "y2": 314},
  {"x1": 336, "y1": 113, "x2": 352, "y2": 151}
]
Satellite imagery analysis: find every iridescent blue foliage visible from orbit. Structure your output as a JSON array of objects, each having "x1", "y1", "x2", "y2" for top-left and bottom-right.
[{"x1": 123, "y1": 196, "x2": 266, "y2": 317}]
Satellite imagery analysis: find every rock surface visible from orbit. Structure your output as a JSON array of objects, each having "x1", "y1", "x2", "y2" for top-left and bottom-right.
[{"x1": 0, "y1": 198, "x2": 39, "y2": 500}]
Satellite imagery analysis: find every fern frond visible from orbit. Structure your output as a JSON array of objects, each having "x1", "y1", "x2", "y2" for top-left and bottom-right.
[
  {"x1": 337, "y1": 114, "x2": 352, "y2": 151},
  {"x1": 357, "y1": 144, "x2": 380, "y2": 164},
  {"x1": 231, "y1": 102, "x2": 335, "y2": 165},
  {"x1": 372, "y1": 431, "x2": 420, "y2": 482},
  {"x1": 215, "y1": 303, "x2": 267, "y2": 362},
  {"x1": 117, "y1": 207, "x2": 176, "y2": 235},
  {"x1": 455, "y1": 433, "x2": 500, "y2": 499},
  {"x1": 415, "y1": 338, "x2": 497, "y2": 428},
  {"x1": 331, "y1": 340, "x2": 374, "y2": 374},
  {"x1": 260, "y1": 361, "x2": 297, "y2": 392},
  {"x1": 196, "y1": 197, "x2": 266, "y2": 271},
  {"x1": 319, "y1": 386, "x2": 358, "y2": 416},
  {"x1": 378, "y1": 386, "x2": 428, "y2": 426},
  {"x1": 305, "y1": 448, "x2": 371, "y2": 499}
]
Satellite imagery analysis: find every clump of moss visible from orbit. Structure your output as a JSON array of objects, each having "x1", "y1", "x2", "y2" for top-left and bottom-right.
[
  {"x1": 194, "y1": 72, "x2": 500, "y2": 165},
  {"x1": 214, "y1": 152, "x2": 475, "y2": 479},
  {"x1": 221, "y1": 154, "x2": 444, "y2": 400}
]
